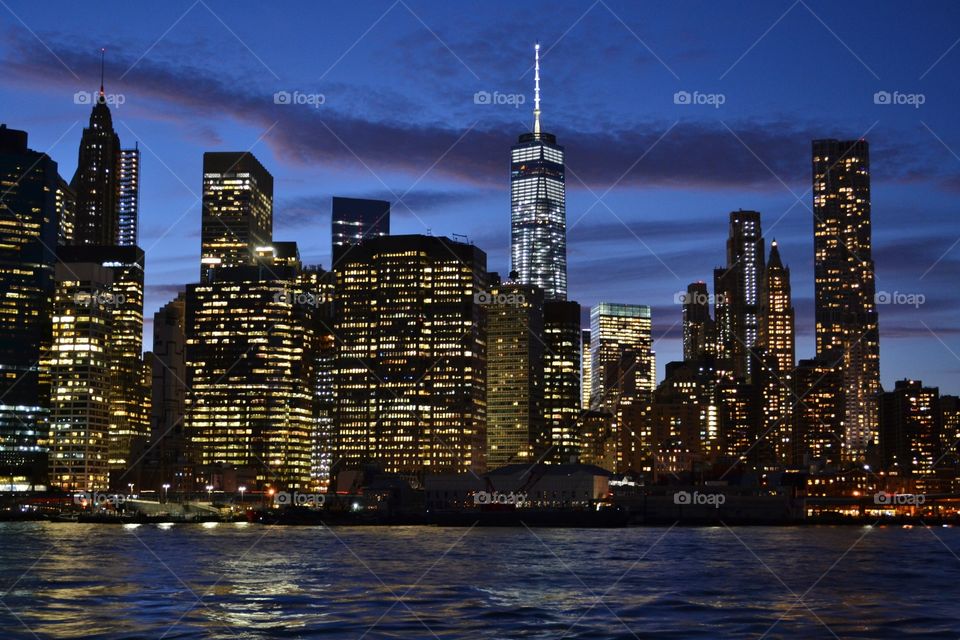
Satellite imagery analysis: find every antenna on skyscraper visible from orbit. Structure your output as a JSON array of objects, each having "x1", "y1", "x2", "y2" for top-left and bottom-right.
[
  {"x1": 533, "y1": 42, "x2": 541, "y2": 135},
  {"x1": 99, "y1": 48, "x2": 105, "y2": 98}
]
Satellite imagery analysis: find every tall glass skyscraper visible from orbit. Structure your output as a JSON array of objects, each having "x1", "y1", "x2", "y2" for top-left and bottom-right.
[
  {"x1": 511, "y1": 43, "x2": 567, "y2": 301},
  {"x1": 330, "y1": 196, "x2": 390, "y2": 266}
]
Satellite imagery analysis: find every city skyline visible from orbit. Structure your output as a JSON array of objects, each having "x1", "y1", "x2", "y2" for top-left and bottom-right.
[{"x1": 4, "y1": 2, "x2": 960, "y2": 392}]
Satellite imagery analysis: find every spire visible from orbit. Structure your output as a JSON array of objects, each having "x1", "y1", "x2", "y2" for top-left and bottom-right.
[
  {"x1": 768, "y1": 238, "x2": 783, "y2": 268},
  {"x1": 533, "y1": 42, "x2": 541, "y2": 135},
  {"x1": 99, "y1": 48, "x2": 105, "y2": 99}
]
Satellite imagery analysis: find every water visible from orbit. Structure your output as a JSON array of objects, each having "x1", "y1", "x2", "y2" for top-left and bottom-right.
[{"x1": 0, "y1": 522, "x2": 957, "y2": 639}]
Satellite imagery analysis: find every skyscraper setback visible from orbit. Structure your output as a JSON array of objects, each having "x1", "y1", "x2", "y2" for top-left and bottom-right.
[
  {"x1": 812, "y1": 139, "x2": 880, "y2": 460},
  {"x1": 510, "y1": 43, "x2": 567, "y2": 301}
]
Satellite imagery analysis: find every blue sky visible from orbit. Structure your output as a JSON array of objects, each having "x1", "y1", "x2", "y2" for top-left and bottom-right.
[{"x1": 3, "y1": 0, "x2": 960, "y2": 390}]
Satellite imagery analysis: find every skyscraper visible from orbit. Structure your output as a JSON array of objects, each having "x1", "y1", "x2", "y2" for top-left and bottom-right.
[
  {"x1": 200, "y1": 151, "x2": 273, "y2": 283},
  {"x1": 70, "y1": 73, "x2": 121, "y2": 247},
  {"x1": 812, "y1": 139, "x2": 880, "y2": 460},
  {"x1": 117, "y1": 146, "x2": 140, "y2": 246},
  {"x1": 581, "y1": 329, "x2": 592, "y2": 409},
  {"x1": 334, "y1": 235, "x2": 487, "y2": 475},
  {"x1": 55, "y1": 245, "x2": 149, "y2": 471},
  {"x1": 148, "y1": 293, "x2": 189, "y2": 492},
  {"x1": 185, "y1": 256, "x2": 314, "y2": 490},
  {"x1": 46, "y1": 262, "x2": 114, "y2": 491},
  {"x1": 331, "y1": 196, "x2": 390, "y2": 266},
  {"x1": 682, "y1": 281, "x2": 715, "y2": 361},
  {"x1": 714, "y1": 210, "x2": 764, "y2": 380},
  {"x1": 0, "y1": 125, "x2": 65, "y2": 489},
  {"x1": 879, "y1": 379, "x2": 940, "y2": 478},
  {"x1": 792, "y1": 355, "x2": 844, "y2": 468},
  {"x1": 590, "y1": 303, "x2": 655, "y2": 411},
  {"x1": 485, "y1": 276, "x2": 544, "y2": 468},
  {"x1": 542, "y1": 300, "x2": 581, "y2": 463},
  {"x1": 758, "y1": 240, "x2": 795, "y2": 464},
  {"x1": 511, "y1": 43, "x2": 567, "y2": 301}
]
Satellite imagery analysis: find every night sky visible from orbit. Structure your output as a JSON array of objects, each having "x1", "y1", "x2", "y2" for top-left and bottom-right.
[{"x1": 3, "y1": 1, "x2": 960, "y2": 391}]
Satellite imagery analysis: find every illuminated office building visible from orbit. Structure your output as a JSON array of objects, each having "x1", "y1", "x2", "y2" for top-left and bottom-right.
[
  {"x1": 511, "y1": 43, "x2": 567, "y2": 301},
  {"x1": 486, "y1": 276, "x2": 544, "y2": 468},
  {"x1": 941, "y1": 395, "x2": 960, "y2": 467},
  {"x1": 117, "y1": 146, "x2": 140, "y2": 246},
  {"x1": 70, "y1": 77, "x2": 120, "y2": 246},
  {"x1": 682, "y1": 281, "x2": 714, "y2": 361},
  {"x1": 0, "y1": 125, "x2": 65, "y2": 489},
  {"x1": 334, "y1": 235, "x2": 487, "y2": 476},
  {"x1": 46, "y1": 262, "x2": 114, "y2": 490},
  {"x1": 331, "y1": 196, "x2": 390, "y2": 266},
  {"x1": 713, "y1": 210, "x2": 764, "y2": 380},
  {"x1": 200, "y1": 151, "x2": 273, "y2": 283},
  {"x1": 543, "y1": 300, "x2": 581, "y2": 463},
  {"x1": 590, "y1": 303, "x2": 655, "y2": 410},
  {"x1": 879, "y1": 380, "x2": 940, "y2": 477},
  {"x1": 56, "y1": 246, "x2": 148, "y2": 471},
  {"x1": 812, "y1": 139, "x2": 880, "y2": 461},
  {"x1": 185, "y1": 254, "x2": 313, "y2": 490}
]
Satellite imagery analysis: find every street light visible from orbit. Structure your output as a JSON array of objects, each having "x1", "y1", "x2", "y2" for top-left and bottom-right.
[
  {"x1": 206, "y1": 484, "x2": 214, "y2": 503},
  {"x1": 128, "y1": 483, "x2": 134, "y2": 497},
  {"x1": 238, "y1": 485, "x2": 246, "y2": 506},
  {"x1": 162, "y1": 483, "x2": 170, "y2": 503}
]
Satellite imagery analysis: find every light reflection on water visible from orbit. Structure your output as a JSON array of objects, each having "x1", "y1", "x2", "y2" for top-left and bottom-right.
[{"x1": 0, "y1": 523, "x2": 957, "y2": 639}]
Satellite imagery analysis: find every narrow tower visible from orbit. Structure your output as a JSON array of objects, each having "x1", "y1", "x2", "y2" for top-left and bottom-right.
[{"x1": 510, "y1": 43, "x2": 567, "y2": 301}]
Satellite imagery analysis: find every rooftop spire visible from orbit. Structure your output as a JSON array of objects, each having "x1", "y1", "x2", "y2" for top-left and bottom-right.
[
  {"x1": 769, "y1": 238, "x2": 783, "y2": 268},
  {"x1": 99, "y1": 48, "x2": 105, "y2": 98},
  {"x1": 533, "y1": 42, "x2": 541, "y2": 135}
]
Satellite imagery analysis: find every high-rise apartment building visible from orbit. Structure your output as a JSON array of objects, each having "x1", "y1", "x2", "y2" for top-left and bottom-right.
[
  {"x1": 682, "y1": 281, "x2": 714, "y2": 361},
  {"x1": 812, "y1": 139, "x2": 880, "y2": 461},
  {"x1": 879, "y1": 379, "x2": 940, "y2": 477},
  {"x1": 541, "y1": 300, "x2": 580, "y2": 463}
]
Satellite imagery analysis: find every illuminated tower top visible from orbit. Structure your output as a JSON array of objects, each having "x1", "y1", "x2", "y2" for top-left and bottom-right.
[{"x1": 533, "y1": 42, "x2": 541, "y2": 135}]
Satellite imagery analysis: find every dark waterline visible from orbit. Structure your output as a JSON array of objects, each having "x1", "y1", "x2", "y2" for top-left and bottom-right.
[{"x1": 0, "y1": 522, "x2": 957, "y2": 639}]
